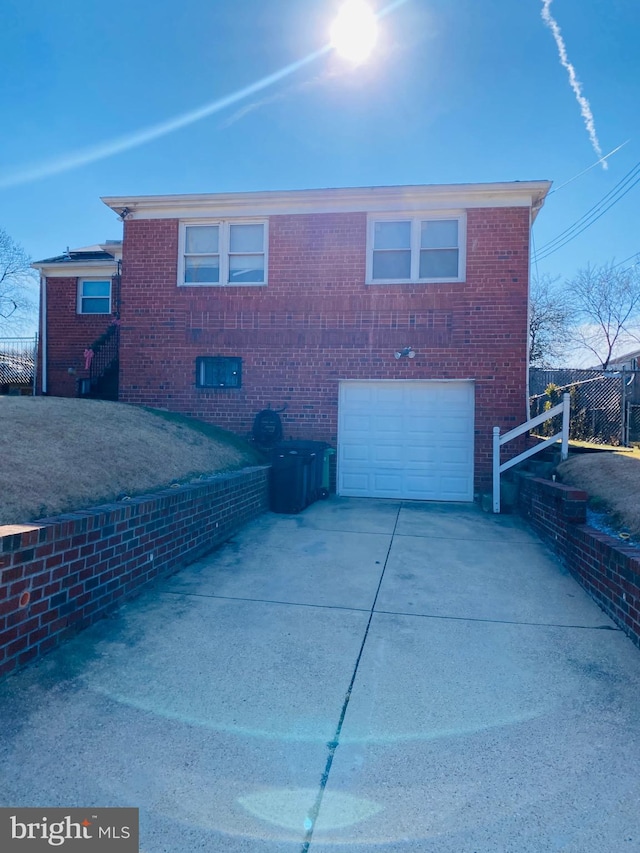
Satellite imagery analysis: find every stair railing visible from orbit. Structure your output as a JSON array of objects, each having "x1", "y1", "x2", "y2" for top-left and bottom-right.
[
  {"x1": 81, "y1": 320, "x2": 120, "y2": 394},
  {"x1": 492, "y1": 392, "x2": 570, "y2": 513}
]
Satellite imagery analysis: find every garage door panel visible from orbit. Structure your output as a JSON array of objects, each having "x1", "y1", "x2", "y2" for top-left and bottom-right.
[
  {"x1": 405, "y1": 474, "x2": 443, "y2": 496},
  {"x1": 440, "y1": 477, "x2": 472, "y2": 499},
  {"x1": 405, "y1": 429, "x2": 432, "y2": 442},
  {"x1": 372, "y1": 446, "x2": 403, "y2": 463},
  {"x1": 341, "y1": 472, "x2": 372, "y2": 492},
  {"x1": 405, "y1": 445, "x2": 438, "y2": 463},
  {"x1": 436, "y1": 416, "x2": 468, "y2": 433},
  {"x1": 338, "y1": 381, "x2": 474, "y2": 501},
  {"x1": 341, "y1": 443, "x2": 369, "y2": 462},
  {"x1": 406, "y1": 386, "x2": 434, "y2": 405},
  {"x1": 405, "y1": 472, "x2": 440, "y2": 490},
  {"x1": 347, "y1": 385, "x2": 376, "y2": 403},
  {"x1": 343, "y1": 413, "x2": 371, "y2": 431},
  {"x1": 406, "y1": 415, "x2": 438, "y2": 432},
  {"x1": 373, "y1": 415, "x2": 404, "y2": 434},
  {"x1": 373, "y1": 473, "x2": 403, "y2": 494},
  {"x1": 375, "y1": 386, "x2": 406, "y2": 403},
  {"x1": 438, "y1": 446, "x2": 472, "y2": 464}
]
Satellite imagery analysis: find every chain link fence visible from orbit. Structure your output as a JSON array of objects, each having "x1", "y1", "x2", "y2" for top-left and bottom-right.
[
  {"x1": 627, "y1": 403, "x2": 640, "y2": 444},
  {"x1": 0, "y1": 336, "x2": 37, "y2": 395},
  {"x1": 530, "y1": 367, "x2": 640, "y2": 446}
]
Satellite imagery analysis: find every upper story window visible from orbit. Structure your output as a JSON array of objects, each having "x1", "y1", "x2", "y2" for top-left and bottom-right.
[
  {"x1": 78, "y1": 279, "x2": 111, "y2": 314},
  {"x1": 179, "y1": 221, "x2": 267, "y2": 286},
  {"x1": 367, "y1": 214, "x2": 465, "y2": 284}
]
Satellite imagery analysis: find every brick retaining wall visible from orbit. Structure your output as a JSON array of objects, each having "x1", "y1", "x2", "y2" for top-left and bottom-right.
[
  {"x1": 517, "y1": 474, "x2": 640, "y2": 648},
  {"x1": 0, "y1": 466, "x2": 269, "y2": 680}
]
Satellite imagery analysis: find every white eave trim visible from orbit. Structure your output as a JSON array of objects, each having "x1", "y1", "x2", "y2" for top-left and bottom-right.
[
  {"x1": 102, "y1": 181, "x2": 552, "y2": 222},
  {"x1": 31, "y1": 260, "x2": 118, "y2": 278}
]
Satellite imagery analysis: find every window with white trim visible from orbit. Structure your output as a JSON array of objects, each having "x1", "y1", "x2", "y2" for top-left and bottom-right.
[
  {"x1": 78, "y1": 279, "x2": 111, "y2": 314},
  {"x1": 367, "y1": 215, "x2": 465, "y2": 283},
  {"x1": 179, "y1": 221, "x2": 267, "y2": 286},
  {"x1": 196, "y1": 356, "x2": 242, "y2": 388}
]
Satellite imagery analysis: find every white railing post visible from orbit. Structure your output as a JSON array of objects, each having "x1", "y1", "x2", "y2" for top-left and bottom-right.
[
  {"x1": 561, "y1": 392, "x2": 570, "y2": 460},
  {"x1": 492, "y1": 426, "x2": 501, "y2": 513},
  {"x1": 32, "y1": 332, "x2": 38, "y2": 396}
]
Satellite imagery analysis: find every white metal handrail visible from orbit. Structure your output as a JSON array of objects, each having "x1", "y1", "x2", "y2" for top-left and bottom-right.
[{"x1": 492, "y1": 392, "x2": 570, "y2": 513}]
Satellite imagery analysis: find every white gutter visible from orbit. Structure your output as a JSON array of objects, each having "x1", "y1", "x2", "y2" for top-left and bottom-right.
[
  {"x1": 40, "y1": 273, "x2": 47, "y2": 394},
  {"x1": 526, "y1": 206, "x2": 532, "y2": 418},
  {"x1": 32, "y1": 260, "x2": 117, "y2": 278},
  {"x1": 101, "y1": 180, "x2": 552, "y2": 221}
]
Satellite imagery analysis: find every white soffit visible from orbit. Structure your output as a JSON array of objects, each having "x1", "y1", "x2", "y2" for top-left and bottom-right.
[
  {"x1": 32, "y1": 261, "x2": 118, "y2": 278},
  {"x1": 102, "y1": 181, "x2": 552, "y2": 222}
]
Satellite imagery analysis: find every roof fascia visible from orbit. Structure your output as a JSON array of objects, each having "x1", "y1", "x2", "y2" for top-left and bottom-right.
[
  {"x1": 32, "y1": 259, "x2": 118, "y2": 278},
  {"x1": 102, "y1": 181, "x2": 552, "y2": 221}
]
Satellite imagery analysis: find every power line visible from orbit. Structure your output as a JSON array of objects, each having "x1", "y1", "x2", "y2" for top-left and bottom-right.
[
  {"x1": 534, "y1": 174, "x2": 640, "y2": 262},
  {"x1": 533, "y1": 165, "x2": 640, "y2": 262},
  {"x1": 534, "y1": 160, "x2": 640, "y2": 257},
  {"x1": 613, "y1": 252, "x2": 640, "y2": 271}
]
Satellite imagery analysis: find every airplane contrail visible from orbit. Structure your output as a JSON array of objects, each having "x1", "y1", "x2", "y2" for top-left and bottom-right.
[
  {"x1": 0, "y1": 0, "x2": 412, "y2": 190},
  {"x1": 0, "y1": 47, "x2": 329, "y2": 190},
  {"x1": 541, "y1": 0, "x2": 607, "y2": 169}
]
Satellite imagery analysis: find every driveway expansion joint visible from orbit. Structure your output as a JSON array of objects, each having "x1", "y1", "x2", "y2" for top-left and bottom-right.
[
  {"x1": 299, "y1": 501, "x2": 402, "y2": 852},
  {"x1": 160, "y1": 592, "x2": 620, "y2": 632},
  {"x1": 372, "y1": 608, "x2": 622, "y2": 631},
  {"x1": 160, "y1": 590, "x2": 372, "y2": 614}
]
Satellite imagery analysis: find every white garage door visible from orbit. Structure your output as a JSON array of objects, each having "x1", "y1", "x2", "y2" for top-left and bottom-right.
[{"x1": 338, "y1": 380, "x2": 475, "y2": 501}]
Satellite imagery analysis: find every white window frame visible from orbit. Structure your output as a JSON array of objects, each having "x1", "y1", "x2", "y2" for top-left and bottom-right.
[
  {"x1": 77, "y1": 278, "x2": 112, "y2": 314},
  {"x1": 366, "y1": 212, "x2": 466, "y2": 284},
  {"x1": 178, "y1": 219, "x2": 268, "y2": 287}
]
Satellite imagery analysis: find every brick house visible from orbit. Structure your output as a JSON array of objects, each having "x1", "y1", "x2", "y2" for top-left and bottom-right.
[
  {"x1": 35, "y1": 241, "x2": 123, "y2": 401},
  {"x1": 34, "y1": 181, "x2": 551, "y2": 499}
]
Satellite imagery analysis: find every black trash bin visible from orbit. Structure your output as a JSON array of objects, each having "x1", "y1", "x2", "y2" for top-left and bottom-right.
[
  {"x1": 269, "y1": 447, "x2": 315, "y2": 513},
  {"x1": 269, "y1": 441, "x2": 330, "y2": 513}
]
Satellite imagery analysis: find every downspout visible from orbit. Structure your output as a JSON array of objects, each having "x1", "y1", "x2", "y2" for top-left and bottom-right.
[
  {"x1": 526, "y1": 204, "x2": 533, "y2": 419},
  {"x1": 40, "y1": 273, "x2": 47, "y2": 394}
]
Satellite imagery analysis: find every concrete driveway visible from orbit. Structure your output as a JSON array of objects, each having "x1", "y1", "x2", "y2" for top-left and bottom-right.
[{"x1": 2, "y1": 498, "x2": 640, "y2": 852}]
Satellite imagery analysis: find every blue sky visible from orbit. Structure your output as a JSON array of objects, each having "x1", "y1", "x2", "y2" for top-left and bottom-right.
[{"x1": 1, "y1": 0, "x2": 639, "y2": 331}]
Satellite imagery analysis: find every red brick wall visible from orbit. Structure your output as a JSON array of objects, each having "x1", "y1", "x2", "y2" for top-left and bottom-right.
[
  {"x1": 40, "y1": 276, "x2": 113, "y2": 397},
  {"x1": 116, "y1": 207, "x2": 531, "y2": 492},
  {"x1": 518, "y1": 474, "x2": 640, "y2": 648},
  {"x1": 0, "y1": 466, "x2": 269, "y2": 681}
]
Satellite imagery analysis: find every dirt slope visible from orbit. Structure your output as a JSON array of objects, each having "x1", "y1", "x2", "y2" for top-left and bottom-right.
[
  {"x1": 0, "y1": 397, "x2": 262, "y2": 525},
  {"x1": 558, "y1": 448, "x2": 640, "y2": 536}
]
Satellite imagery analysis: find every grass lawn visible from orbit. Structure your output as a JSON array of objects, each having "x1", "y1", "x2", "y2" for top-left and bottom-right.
[{"x1": 0, "y1": 397, "x2": 263, "y2": 525}]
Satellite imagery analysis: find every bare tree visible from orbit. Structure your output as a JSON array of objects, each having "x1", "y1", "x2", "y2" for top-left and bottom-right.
[
  {"x1": 0, "y1": 228, "x2": 37, "y2": 334},
  {"x1": 567, "y1": 262, "x2": 640, "y2": 369},
  {"x1": 529, "y1": 274, "x2": 573, "y2": 366}
]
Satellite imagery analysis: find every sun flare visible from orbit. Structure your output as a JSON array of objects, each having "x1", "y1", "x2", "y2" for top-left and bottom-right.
[{"x1": 330, "y1": 0, "x2": 378, "y2": 64}]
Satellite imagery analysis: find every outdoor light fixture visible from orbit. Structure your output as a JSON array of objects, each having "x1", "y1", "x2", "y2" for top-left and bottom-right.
[{"x1": 394, "y1": 347, "x2": 416, "y2": 359}]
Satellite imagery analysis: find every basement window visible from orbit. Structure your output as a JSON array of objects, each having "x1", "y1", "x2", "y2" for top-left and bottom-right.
[{"x1": 196, "y1": 357, "x2": 242, "y2": 389}]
